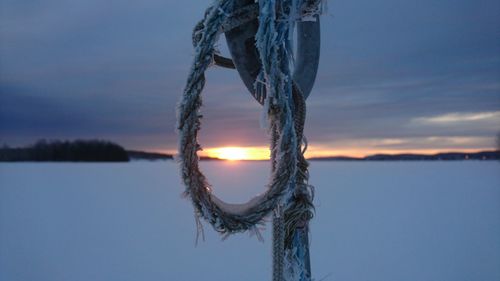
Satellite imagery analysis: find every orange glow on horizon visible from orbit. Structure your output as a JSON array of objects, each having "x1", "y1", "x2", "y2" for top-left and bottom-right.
[
  {"x1": 303, "y1": 147, "x2": 489, "y2": 158},
  {"x1": 157, "y1": 146, "x2": 491, "y2": 161},
  {"x1": 204, "y1": 147, "x2": 270, "y2": 161}
]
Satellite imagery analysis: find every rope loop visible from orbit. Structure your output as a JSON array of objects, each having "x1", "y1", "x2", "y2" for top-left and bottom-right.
[{"x1": 178, "y1": 0, "x2": 315, "y2": 241}]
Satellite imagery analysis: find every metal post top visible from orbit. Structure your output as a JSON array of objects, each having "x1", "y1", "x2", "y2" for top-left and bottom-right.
[{"x1": 219, "y1": 0, "x2": 321, "y2": 103}]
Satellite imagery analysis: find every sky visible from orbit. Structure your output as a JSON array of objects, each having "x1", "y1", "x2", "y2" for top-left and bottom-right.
[{"x1": 1, "y1": 0, "x2": 499, "y2": 157}]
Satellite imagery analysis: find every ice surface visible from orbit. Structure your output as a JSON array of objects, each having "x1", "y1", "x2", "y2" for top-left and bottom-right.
[{"x1": 1, "y1": 161, "x2": 499, "y2": 281}]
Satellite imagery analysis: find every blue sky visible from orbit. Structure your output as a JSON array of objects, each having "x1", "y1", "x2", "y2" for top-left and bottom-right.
[{"x1": 1, "y1": 0, "x2": 499, "y2": 155}]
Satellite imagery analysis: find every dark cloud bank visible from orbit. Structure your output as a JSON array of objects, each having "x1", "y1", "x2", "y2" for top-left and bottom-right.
[{"x1": 1, "y1": 0, "x2": 499, "y2": 154}]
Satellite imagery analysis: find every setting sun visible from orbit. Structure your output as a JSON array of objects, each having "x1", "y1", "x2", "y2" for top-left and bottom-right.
[{"x1": 204, "y1": 147, "x2": 270, "y2": 161}]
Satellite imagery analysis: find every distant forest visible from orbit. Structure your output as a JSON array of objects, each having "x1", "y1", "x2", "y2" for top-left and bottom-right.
[{"x1": 0, "y1": 140, "x2": 129, "y2": 162}]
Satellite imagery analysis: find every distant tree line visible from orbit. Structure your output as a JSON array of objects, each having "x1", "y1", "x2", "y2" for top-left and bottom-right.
[
  {"x1": 0, "y1": 139, "x2": 129, "y2": 162},
  {"x1": 497, "y1": 132, "x2": 500, "y2": 151},
  {"x1": 127, "y1": 150, "x2": 173, "y2": 161}
]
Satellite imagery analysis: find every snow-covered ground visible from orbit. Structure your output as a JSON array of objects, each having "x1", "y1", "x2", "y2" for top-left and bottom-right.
[{"x1": 1, "y1": 161, "x2": 499, "y2": 281}]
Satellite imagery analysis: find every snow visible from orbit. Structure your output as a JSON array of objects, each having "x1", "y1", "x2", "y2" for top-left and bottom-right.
[{"x1": 1, "y1": 161, "x2": 499, "y2": 281}]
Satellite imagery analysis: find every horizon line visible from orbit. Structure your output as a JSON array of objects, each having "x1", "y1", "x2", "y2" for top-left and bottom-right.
[{"x1": 151, "y1": 147, "x2": 496, "y2": 160}]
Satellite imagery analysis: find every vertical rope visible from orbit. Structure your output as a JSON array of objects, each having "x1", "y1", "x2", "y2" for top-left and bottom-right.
[
  {"x1": 273, "y1": 205, "x2": 285, "y2": 281},
  {"x1": 180, "y1": 0, "x2": 319, "y2": 280}
]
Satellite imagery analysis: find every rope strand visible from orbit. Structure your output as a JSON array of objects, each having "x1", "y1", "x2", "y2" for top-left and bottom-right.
[{"x1": 177, "y1": 1, "x2": 319, "y2": 280}]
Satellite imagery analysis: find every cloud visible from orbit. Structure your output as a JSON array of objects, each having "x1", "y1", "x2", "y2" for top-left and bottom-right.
[
  {"x1": 1, "y1": 0, "x2": 499, "y2": 153},
  {"x1": 305, "y1": 135, "x2": 495, "y2": 157},
  {"x1": 413, "y1": 111, "x2": 500, "y2": 125}
]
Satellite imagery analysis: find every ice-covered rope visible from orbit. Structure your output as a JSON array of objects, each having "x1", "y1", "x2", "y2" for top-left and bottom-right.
[
  {"x1": 177, "y1": 0, "x2": 318, "y2": 280},
  {"x1": 178, "y1": 0, "x2": 299, "y2": 235}
]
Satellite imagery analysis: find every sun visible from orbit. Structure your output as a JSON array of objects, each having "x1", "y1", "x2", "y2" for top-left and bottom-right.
[
  {"x1": 204, "y1": 147, "x2": 270, "y2": 161},
  {"x1": 215, "y1": 147, "x2": 248, "y2": 161}
]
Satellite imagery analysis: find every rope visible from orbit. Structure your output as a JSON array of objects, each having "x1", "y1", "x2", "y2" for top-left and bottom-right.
[
  {"x1": 273, "y1": 206, "x2": 285, "y2": 281},
  {"x1": 178, "y1": 0, "x2": 300, "y2": 238},
  {"x1": 177, "y1": 0, "x2": 319, "y2": 280}
]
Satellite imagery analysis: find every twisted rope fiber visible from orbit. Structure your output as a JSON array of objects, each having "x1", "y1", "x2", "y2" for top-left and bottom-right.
[
  {"x1": 178, "y1": 0, "x2": 306, "y2": 234},
  {"x1": 256, "y1": 2, "x2": 314, "y2": 279},
  {"x1": 273, "y1": 207, "x2": 285, "y2": 281},
  {"x1": 178, "y1": 0, "x2": 315, "y2": 279}
]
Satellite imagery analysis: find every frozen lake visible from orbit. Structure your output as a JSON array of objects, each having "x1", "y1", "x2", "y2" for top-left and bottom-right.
[{"x1": 1, "y1": 161, "x2": 499, "y2": 281}]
